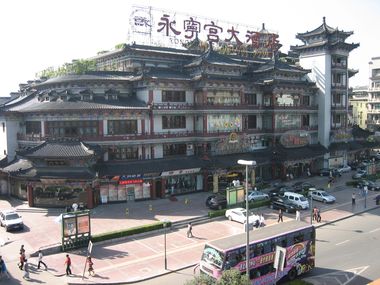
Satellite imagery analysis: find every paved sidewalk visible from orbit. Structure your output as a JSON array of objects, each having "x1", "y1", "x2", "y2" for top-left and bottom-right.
[
  {"x1": 1, "y1": 172, "x2": 379, "y2": 285},
  {"x1": 48, "y1": 192, "x2": 380, "y2": 284}
]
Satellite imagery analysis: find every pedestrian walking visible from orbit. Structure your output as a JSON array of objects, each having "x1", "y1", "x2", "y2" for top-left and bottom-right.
[
  {"x1": 277, "y1": 209, "x2": 283, "y2": 223},
  {"x1": 19, "y1": 245, "x2": 25, "y2": 255},
  {"x1": 259, "y1": 214, "x2": 265, "y2": 227},
  {"x1": 317, "y1": 208, "x2": 322, "y2": 223},
  {"x1": 86, "y1": 256, "x2": 95, "y2": 276},
  {"x1": 187, "y1": 222, "x2": 193, "y2": 238},
  {"x1": 352, "y1": 192, "x2": 356, "y2": 206},
  {"x1": 0, "y1": 256, "x2": 9, "y2": 279},
  {"x1": 23, "y1": 259, "x2": 29, "y2": 279},
  {"x1": 18, "y1": 251, "x2": 26, "y2": 270},
  {"x1": 37, "y1": 250, "x2": 48, "y2": 270},
  {"x1": 312, "y1": 207, "x2": 318, "y2": 221},
  {"x1": 65, "y1": 254, "x2": 72, "y2": 276},
  {"x1": 295, "y1": 210, "x2": 301, "y2": 221}
]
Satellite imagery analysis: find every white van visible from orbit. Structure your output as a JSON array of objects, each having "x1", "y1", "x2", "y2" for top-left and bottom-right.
[{"x1": 281, "y1": 192, "x2": 309, "y2": 209}]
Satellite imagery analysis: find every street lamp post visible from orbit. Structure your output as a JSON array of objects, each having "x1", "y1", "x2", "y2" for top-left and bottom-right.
[
  {"x1": 163, "y1": 219, "x2": 170, "y2": 270},
  {"x1": 237, "y1": 159, "x2": 256, "y2": 280}
]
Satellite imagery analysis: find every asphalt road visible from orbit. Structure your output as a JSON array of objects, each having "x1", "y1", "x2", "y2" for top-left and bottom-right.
[{"x1": 304, "y1": 207, "x2": 380, "y2": 285}]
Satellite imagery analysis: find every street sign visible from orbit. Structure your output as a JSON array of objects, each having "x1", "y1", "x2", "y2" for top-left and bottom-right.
[{"x1": 88, "y1": 240, "x2": 93, "y2": 254}]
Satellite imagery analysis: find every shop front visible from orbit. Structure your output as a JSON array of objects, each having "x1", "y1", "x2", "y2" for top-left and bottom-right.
[
  {"x1": 33, "y1": 181, "x2": 88, "y2": 207},
  {"x1": 99, "y1": 174, "x2": 152, "y2": 203},
  {"x1": 161, "y1": 168, "x2": 203, "y2": 196}
]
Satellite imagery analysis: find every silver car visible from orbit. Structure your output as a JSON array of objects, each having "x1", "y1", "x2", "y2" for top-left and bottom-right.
[{"x1": 308, "y1": 188, "x2": 336, "y2": 203}]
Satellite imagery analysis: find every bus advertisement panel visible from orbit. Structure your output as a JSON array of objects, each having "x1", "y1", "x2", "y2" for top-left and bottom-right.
[{"x1": 199, "y1": 221, "x2": 315, "y2": 284}]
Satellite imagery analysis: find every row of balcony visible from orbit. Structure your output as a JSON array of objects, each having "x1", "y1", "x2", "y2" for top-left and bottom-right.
[
  {"x1": 17, "y1": 126, "x2": 318, "y2": 142},
  {"x1": 152, "y1": 102, "x2": 318, "y2": 110}
]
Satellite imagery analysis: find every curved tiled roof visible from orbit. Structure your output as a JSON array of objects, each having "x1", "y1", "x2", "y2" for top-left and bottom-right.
[
  {"x1": 185, "y1": 48, "x2": 246, "y2": 68},
  {"x1": 18, "y1": 140, "x2": 95, "y2": 158},
  {"x1": 6, "y1": 96, "x2": 148, "y2": 112}
]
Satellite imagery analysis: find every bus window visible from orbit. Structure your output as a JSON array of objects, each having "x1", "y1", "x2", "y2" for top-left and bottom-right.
[
  {"x1": 281, "y1": 239, "x2": 287, "y2": 248},
  {"x1": 254, "y1": 243, "x2": 264, "y2": 256},
  {"x1": 201, "y1": 245, "x2": 225, "y2": 269},
  {"x1": 225, "y1": 247, "x2": 245, "y2": 269},
  {"x1": 293, "y1": 234, "x2": 304, "y2": 244}
]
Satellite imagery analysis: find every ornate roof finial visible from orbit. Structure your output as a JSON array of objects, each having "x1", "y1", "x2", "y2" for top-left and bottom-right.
[
  {"x1": 323, "y1": 16, "x2": 326, "y2": 24},
  {"x1": 262, "y1": 23, "x2": 265, "y2": 30}
]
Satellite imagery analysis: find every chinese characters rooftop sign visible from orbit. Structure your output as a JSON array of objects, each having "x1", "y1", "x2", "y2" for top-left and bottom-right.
[{"x1": 129, "y1": 5, "x2": 280, "y2": 58}]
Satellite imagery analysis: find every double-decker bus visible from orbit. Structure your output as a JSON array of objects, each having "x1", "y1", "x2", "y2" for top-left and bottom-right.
[{"x1": 200, "y1": 220, "x2": 315, "y2": 284}]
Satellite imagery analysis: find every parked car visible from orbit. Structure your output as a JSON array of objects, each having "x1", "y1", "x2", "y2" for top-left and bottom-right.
[
  {"x1": 318, "y1": 168, "x2": 341, "y2": 177},
  {"x1": 205, "y1": 194, "x2": 227, "y2": 210},
  {"x1": 292, "y1": 182, "x2": 315, "y2": 193},
  {"x1": 357, "y1": 180, "x2": 380, "y2": 191},
  {"x1": 308, "y1": 188, "x2": 336, "y2": 203},
  {"x1": 352, "y1": 170, "x2": 367, "y2": 179},
  {"x1": 281, "y1": 192, "x2": 309, "y2": 209},
  {"x1": 337, "y1": 165, "x2": 352, "y2": 174},
  {"x1": 247, "y1": 190, "x2": 269, "y2": 202},
  {"x1": 268, "y1": 185, "x2": 294, "y2": 198},
  {"x1": 225, "y1": 208, "x2": 260, "y2": 224},
  {"x1": 0, "y1": 209, "x2": 24, "y2": 232},
  {"x1": 269, "y1": 197, "x2": 297, "y2": 213}
]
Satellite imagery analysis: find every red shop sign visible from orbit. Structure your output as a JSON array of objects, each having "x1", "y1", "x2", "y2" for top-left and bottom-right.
[{"x1": 119, "y1": 179, "x2": 143, "y2": 185}]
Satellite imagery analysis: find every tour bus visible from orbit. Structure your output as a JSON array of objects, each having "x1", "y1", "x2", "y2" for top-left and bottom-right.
[{"x1": 200, "y1": 220, "x2": 315, "y2": 284}]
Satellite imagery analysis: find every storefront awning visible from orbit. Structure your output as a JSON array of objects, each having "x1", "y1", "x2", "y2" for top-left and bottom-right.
[{"x1": 161, "y1": 168, "x2": 201, "y2": 177}]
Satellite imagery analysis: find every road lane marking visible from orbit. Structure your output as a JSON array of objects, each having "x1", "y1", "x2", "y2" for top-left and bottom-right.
[
  {"x1": 335, "y1": 239, "x2": 350, "y2": 246},
  {"x1": 369, "y1": 228, "x2": 380, "y2": 233}
]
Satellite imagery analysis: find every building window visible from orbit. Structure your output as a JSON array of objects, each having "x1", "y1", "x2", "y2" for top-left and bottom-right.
[
  {"x1": 108, "y1": 146, "x2": 139, "y2": 160},
  {"x1": 108, "y1": 120, "x2": 137, "y2": 135},
  {"x1": 301, "y1": 96, "x2": 310, "y2": 106},
  {"x1": 162, "y1": 116, "x2": 186, "y2": 129},
  {"x1": 333, "y1": 115, "x2": 341, "y2": 124},
  {"x1": 247, "y1": 115, "x2": 257, "y2": 129},
  {"x1": 245, "y1": 93, "x2": 257, "y2": 105},
  {"x1": 302, "y1": 115, "x2": 310, "y2": 127},
  {"x1": 26, "y1": 121, "x2": 41, "y2": 134},
  {"x1": 162, "y1": 90, "x2": 186, "y2": 102},
  {"x1": 333, "y1": 93, "x2": 342, "y2": 105},
  {"x1": 163, "y1": 143, "x2": 187, "y2": 156},
  {"x1": 46, "y1": 120, "x2": 99, "y2": 137}
]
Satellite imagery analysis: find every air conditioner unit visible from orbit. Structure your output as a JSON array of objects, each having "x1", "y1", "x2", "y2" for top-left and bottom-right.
[{"x1": 187, "y1": 144, "x2": 193, "y2": 150}]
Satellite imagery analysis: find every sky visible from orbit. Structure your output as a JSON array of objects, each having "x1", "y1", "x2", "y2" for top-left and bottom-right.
[{"x1": 0, "y1": 0, "x2": 379, "y2": 97}]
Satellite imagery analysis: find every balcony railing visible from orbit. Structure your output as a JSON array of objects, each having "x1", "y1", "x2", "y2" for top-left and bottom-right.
[{"x1": 17, "y1": 126, "x2": 317, "y2": 143}]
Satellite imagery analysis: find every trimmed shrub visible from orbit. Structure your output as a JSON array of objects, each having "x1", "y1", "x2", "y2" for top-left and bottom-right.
[
  {"x1": 91, "y1": 221, "x2": 171, "y2": 243},
  {"x1": 208, "y1": 209, "x2": 227, "y2": 218}
]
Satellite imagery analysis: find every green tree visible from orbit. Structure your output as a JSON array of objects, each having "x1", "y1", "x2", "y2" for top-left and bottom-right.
[
  {"x1": 184, "y1": 273, "x2": 215, "y2": 285},
  {"x1": 186, "y1": 269, "x2": 250, "y2": 285},
  {"x1": 217, "y1": 269, "x2": 250, "y2": 285}
]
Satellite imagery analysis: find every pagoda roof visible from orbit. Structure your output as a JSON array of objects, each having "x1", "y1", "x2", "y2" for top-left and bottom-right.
[
  {"x1": 142, "y1": 67, "x2": 191, "y2": 81},
  {"x1": 4, "y1": 95, "x2": 148, "y2": 113},
  {"x1": 291, "y1": 40, "x2": 359, "y2": 53},
  {"x1": 296, "y1": 17, "x2": 353, "y2": 42},
  {"x1": 17, "y1": 139, "x2": 96, "y2": 159},
  {"x1": 253, "y1": 58, "x2": 309, "y2": 74},
  {"x1": 35, "y1": 72, "x2": 139, "y2": 87},
  {"x1": 185, "y1": 47, "x2": 246, "y2": 68}
]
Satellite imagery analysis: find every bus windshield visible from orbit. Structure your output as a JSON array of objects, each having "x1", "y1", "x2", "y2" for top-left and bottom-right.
[{"x1": 201, "y1": 245, "x2": 225, "y2": 269}]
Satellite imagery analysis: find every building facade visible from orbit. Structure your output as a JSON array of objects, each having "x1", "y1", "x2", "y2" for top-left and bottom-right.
[{"x1": 0, "y1": 18, "x2": 364, "y2": 208}]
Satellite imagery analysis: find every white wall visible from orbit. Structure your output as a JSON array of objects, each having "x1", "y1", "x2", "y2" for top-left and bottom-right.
[
  {"x1": 186, "y1": 91, "x2": 194, "y2": 104},
  {"x1": 6, "y1": 120, "x2": 20, "y2": 161},
  {"x1": 154, "y1": 144, "x2": 163, "y2": 158},
  {"x1": 136, "y1": 89, "x2": 149, "y2": 103},
  {"x1": 300, "y1": 53, "x2": 331, "y2": 148},
  {"x1": 0, "y1": 117, "x2": 7, "y2": 159}
]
